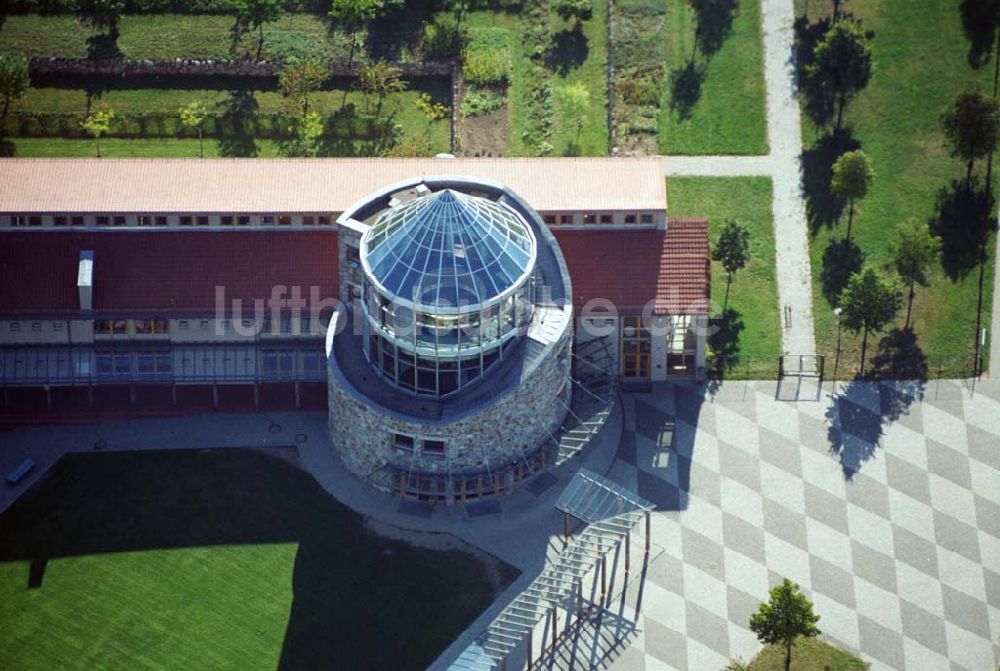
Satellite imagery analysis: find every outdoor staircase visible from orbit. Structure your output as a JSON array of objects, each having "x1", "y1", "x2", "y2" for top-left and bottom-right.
[
  {"x1": 548, "y1": 334, "x2": 618, "y2": 467},
  {"x1": 533, "y1": 608, "x2": 639, "y2": 671}
]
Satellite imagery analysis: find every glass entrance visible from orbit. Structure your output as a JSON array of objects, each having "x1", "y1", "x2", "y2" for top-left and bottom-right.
[{"x1": 621, "y1": 316, "x2": 651, "y2": 379}]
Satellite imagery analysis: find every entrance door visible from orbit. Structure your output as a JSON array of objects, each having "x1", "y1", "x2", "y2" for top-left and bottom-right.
[{"x1": 620, "y1": 316, "x2": 651, "y2": 380}]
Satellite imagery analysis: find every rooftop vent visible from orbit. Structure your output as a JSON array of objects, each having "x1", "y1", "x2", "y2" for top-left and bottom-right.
[{"x1": 78, "y1": 250, "x2": 93, "y2": 311}]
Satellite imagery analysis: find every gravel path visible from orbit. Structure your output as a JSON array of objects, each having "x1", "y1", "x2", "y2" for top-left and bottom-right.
[{"x1": 663, "y1": 0, "x2": 817, "y2": 359}]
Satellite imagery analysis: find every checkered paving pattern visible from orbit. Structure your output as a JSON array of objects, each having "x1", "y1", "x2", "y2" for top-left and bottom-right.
[{"x1": 604, "y1": 379, "x2": 1000, "y2": 671}]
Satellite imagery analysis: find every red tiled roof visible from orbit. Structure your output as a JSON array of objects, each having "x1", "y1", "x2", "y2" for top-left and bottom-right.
[
  {"x1": 553, "y1": 218, "x2": 710, "y2": 315},
  {"x1": 0, "y1": 220, "x2": 707, "y2": 317},
  {"x1": 0, "y1": 231, "x2": 339, "y2": 316}
]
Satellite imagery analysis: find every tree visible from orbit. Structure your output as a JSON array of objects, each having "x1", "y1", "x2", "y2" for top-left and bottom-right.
[
  {"x1": 359, "y1": 59, "x2": 406, "y2": 116},
  {"x1": 839, "y1": 267, "x2": 902, "y2": 375},
  {"x1": 279, "y1": 110, "x2": 324, "y2": 157},
  {"x1": 279, "y1": 58, "x2": 328, "y2": 117},
  {"x1": 831, "y1": 149, "x2": 873, "y2": 239},
  {"x1": 329, "y1": 0, "x2": 381, "y2": 67},
  {"x1": 80, "y1": 109, "x2": 115, "y2": 158},
  {"x1": 78, "y1": 0, "x2": 125, "y2": 35},
  {"x1": 177, "y1": 101, "x2": 210, "y2": 158},
  {"x1": 415, "y1": 92, "x2": 448, "y2": 151},
  {"x1": 941, "y1": 87, "x2": 1000, "y2": 184},
  {"x1": 555, "y1": 82, "x2": 590, "y2": 144},
  {"x1": 233, "y1": 0, "x2": 284, "y2": 59},
  {"x1": 891, "y1": 219, "x2": 941, "y2": 329},
  {"x1": 805, "y1": 18, "x2": 873, "y2": 128},
  {"x1": 553, "y1": 0, "x2": 592, "y2": 26},
  {"x1": 749, "y1": 579, "x2": 821, "y2": 671},
  {"x1": 0, "y1": 56, "x2": 29, "y2": 132},
  {"x1": 712, "y1": 219, "x2": 751, "y2": 311},
  {"x1": 446, "y1": 0, "x2": 485, "y2": 35}
]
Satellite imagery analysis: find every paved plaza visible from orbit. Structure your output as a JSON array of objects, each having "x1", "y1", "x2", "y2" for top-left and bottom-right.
[
  {"x1": 605, "y1": 379, "x2": 1000, "y2": 671},
  {"x1": 2, "y1": 378, "x2": 999, "y2": 671}
]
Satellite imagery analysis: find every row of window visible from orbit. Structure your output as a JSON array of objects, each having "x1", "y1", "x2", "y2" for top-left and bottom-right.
[
  {"x1": 392, "y1": 433, "x2": 447, "y2": 457},
  {"x1": 91, "y1": 317, "x2": 327, "y2": 338},
  {"x1": 91, "y1": 348, "x2": 323, "y2": 378},
  {"x1": 4, "y1": 214, "x2": 334, "y2": 228},
  {"x1": 541, "y1": 212, "x2": 657, "y2": 226}
]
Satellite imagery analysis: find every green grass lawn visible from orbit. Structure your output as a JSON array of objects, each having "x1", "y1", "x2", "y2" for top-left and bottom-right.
[
  {"x1": 0, "y1": 449, "x2": 513, "y2": 671},
  {"x1": 466, "y1": 4, "x2": 608, "y2": 157},
  {"x1": 799, "y1": 0, "x2": 997, "y2": 378},
  {"x1": 748, "y1": 638, "x2": 869, "y2": 670},
  {"x1": 8, "y1": 136, "x2": 283, "y2": 157},
  {"x1": 668, "y1": 177, "x2": 781, "y2": 372},
  {"x1": 659, "y1": 0, "x2": 768, "y2": 155},
  {"x1": 0, "y1": 13, "x2": 348, "y2": 61}
]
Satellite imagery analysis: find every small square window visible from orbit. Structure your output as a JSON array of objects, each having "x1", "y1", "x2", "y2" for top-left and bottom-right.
[
  {"x1": 263, "y1": 215, "x2": 275, "y2": 225},
  {"x1": 180, "y1": 216, "x2": 193, "y2": 226},
  {"x1": 10, "y1": 322, "x2": 21, "y2": 332},
  {"x1": 600, "y1": 214, "x2": 613, "y2": 224},
  {"x1": 53, "y1": 216, "x2": 69, "y2": 226},
  {"x1": 113, "y1": 216, "x2": 127, "y2": 226},
  {"x1": 96, "y1": 216, "x2": 110, "y2": 226},
  {"x1": 155, "y1": 216, "x2": 168, "y2": 226},
  {"x1": 302, "y1": 215, "x2": 315, "y2": 226},
  {"x1": 422, "y1": 439, "x2": 446, "y2": 455},
  {"x1": 52, "y1": 321, "x2": 64, "y2": 330},
  {"x1": 28, "y1": 216, "x2": 42, "y2": 226},
  {"x1": 624, "y1": 213, "x2": 637, "y2": 224},
  {"x1": 583, "y1": 214, "x2": 597, "y2": 224},
  {"x1": 543, "y1": 214, "x2": 556, "y2": 224},
  {"x1": 278, "y1": 215, "x2": 292, "y2": 226},
  {"x1": 318, "y1": 215, "x2": 330, "y2": 226},
  {"x1": 641, "y1": 213, "x2": 654, "y2": 224},
  {"x1": 178, "y1": 320, "x2": 189, "y2": 330},
  {"x1": 11, "y1": 216, "x2": 27, "y2": 227},
  {"x1": 199, "y1": 320, "x2": 209, "y2": 329},
  {"x1": 238, "y1": 216, "x2": 251, "y2": 226},
  {"x1": 32, "y1": 321, "x2": 42, "y2": 332},
  {"x1": 392, "y1": 434, "x2": 415, "y2": 452},
  {"x1": 71, "y1": 216, "x2": 85, "y2": 227},
  {"x1": 559, "y1": 214, "x2": 574, "y2": 225},
  {"x1": 137, "y1": 215, "x2": 152, "y2": 226},
  {"x1": 221, "y1": 216, "x2": 234, "y2": 226},
  {"x1": 196, "y1": 216, "x2": 209, "y2": 226}
]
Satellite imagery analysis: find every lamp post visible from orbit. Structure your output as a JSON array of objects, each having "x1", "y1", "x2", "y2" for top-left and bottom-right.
[{"x1": 832, "y1": 307, "x2": 843, "y2": 390}]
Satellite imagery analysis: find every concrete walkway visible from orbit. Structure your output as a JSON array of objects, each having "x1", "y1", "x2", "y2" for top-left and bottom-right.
[
  {"x1": 663, "y1": 0, "x2": 817, "y2": 359},
  {"x1": 990, "y1": 224, "x2": 1000, "y2": 377}
]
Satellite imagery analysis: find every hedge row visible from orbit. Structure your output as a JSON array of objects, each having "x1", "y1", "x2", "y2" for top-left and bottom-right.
[
  {"x1": 4, "y1": 0, "x2": 328, "y2": 14},
  {"x1": 3, "y1": 109, "x2": 393, "y2": 140}
]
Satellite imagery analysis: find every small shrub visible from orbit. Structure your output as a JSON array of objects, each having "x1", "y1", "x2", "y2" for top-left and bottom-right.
[{"x1": 460, "y1": 87, "x2": 505, "y2": 117}]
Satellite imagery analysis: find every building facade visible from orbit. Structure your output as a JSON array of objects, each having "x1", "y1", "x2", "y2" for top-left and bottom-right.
[{"x1": 0, "y1": 158, "x2": 710, "y2": 485}]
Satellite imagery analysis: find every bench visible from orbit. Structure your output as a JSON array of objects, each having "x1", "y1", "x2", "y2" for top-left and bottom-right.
[{"x1": 6, "y1": 459, "x2": 36, "y2": 485}]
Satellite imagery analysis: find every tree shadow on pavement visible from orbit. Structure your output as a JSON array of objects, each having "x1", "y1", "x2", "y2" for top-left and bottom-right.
[
  {"x1": 825, "y1": 328, "x2": 928, "y2": 479},
  {"x1": 802, "y1": 127, "x2": 860, "y2": 234}
]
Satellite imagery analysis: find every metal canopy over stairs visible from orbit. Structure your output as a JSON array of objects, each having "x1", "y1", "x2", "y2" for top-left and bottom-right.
[{"x1": 447, "y1": 470, "x2": 652, "y2": 671}]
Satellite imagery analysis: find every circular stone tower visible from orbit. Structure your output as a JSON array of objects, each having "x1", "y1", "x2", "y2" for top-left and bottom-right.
[{"x1": 327, "y1": 176, "x2": 574, "y2": 502}]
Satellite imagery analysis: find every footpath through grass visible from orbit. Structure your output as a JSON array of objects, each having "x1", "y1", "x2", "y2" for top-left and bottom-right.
[
  {"x1": 800, "y1": 0, "x2": 997, "y2": 378},
  {"x1": 668, "y1": 177, "x2": 781, "y2": 374},
  {"x1": 659, "y1": 0, "x2": 768, "y2": 155},
  {"x1": 0, "y1": 449, "x2": 511, "y2": 671}
]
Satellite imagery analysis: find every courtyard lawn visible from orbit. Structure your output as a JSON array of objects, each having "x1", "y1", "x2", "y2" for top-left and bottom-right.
[
  {"x1": 800, "y1": 0, "x2": 997, "y2": 378},
  {"x1": 0, "y1": 13, "x2": 349, "y2": 61},
  {"x1": 0, "y1": 449, "x2": 513, "y2": 671},
  {"x1": 748, "y1": 638, "x2": 869, "y2": 670},
  {"x1": 465, "y1": 4, "x2": 609, "y2": 157},
  {"x1": 659, "y1": 0, "x2": 768, "y2": 155},
  {"x1": 667, "y1": 177, "x2": 781, "y2": 373}
]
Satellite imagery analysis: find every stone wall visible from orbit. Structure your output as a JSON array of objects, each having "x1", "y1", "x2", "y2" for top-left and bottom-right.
[{"x1": 327, "y1": 324, "x2": 572, "y2": 490}]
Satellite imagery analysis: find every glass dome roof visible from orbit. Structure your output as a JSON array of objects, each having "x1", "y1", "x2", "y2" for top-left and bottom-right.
[{"x1": 362, "y1": 188, "x2": 537, "y2": 309}]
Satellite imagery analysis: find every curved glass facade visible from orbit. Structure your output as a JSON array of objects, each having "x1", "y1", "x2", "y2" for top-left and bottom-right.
[
  {"x1": 359, "y1": 188, "x2": 538, "y2": 398},
  {"x1": 363, "y1": 189, "x2": 535, "y2": 311}
]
